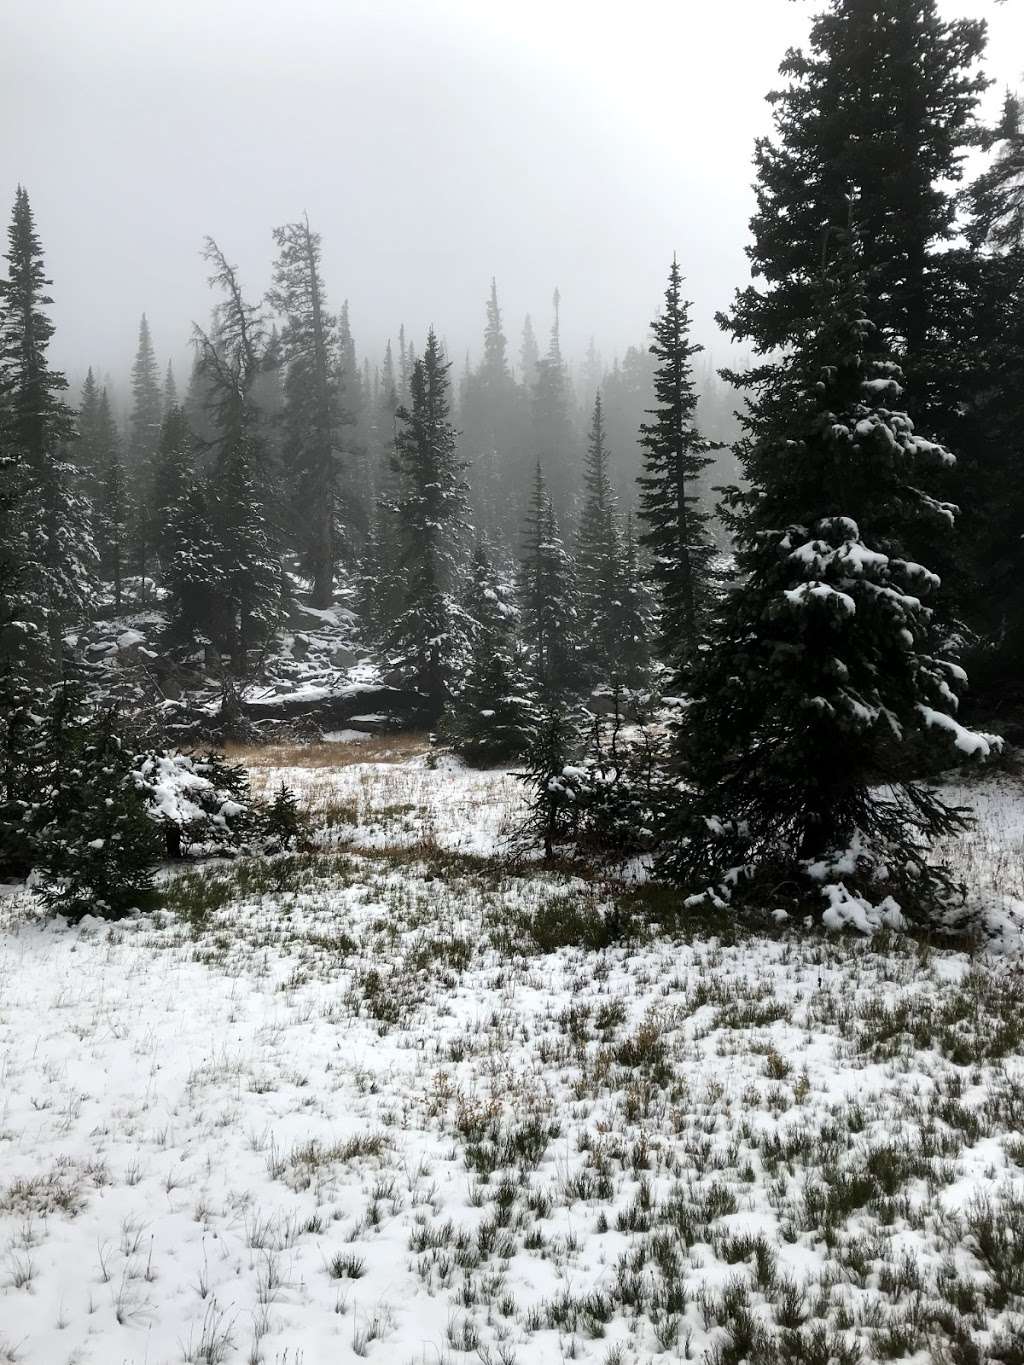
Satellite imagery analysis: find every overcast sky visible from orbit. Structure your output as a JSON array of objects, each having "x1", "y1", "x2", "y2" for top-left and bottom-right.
[{"x1": 2, "y1": 0, "x2": 1021, "y2": 400}]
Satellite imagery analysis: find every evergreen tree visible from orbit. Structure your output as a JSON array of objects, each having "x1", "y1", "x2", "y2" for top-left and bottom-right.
[
  {"x1": 35, "y1": 698, "x2": 159, "y2": 921},
  {"x1": 386, "y1": 329, "x2": 471, "y2": 720},
  {"x1": 0, "y1": 186, "x2": 95, "y2": 662},
  {"x1": 614, "y1": 513, "x2": 653, "y2": 687},
  {"x1": 531, "y1": 290, "x2": 575, "y2": 512},
  {"x1": 150, "y1": 403, "x2": 194, "y2": 571},
  {"x1": 210, "y1": 436, "x2": 280, "y2": 672},
  {"x1": 638, "y1": 258, "x2": 720, "y2": 672},
  {"x1": 519, "y1": 314, "x2": 539, "y2": 388},
  {"x1": 129, "y1": 313, "x2": 163, "y2": 464},
  {"x1": 163, "y1": 475, "x2": 221, "y2": 650},
  {"x1": 442, "y1": 541, "x2": 533, "y2": 763},
  {"x1": 664, "y1": 248, "x2": 998, "y2": 927},
  {"x1": 269, "y1": 216, "x2": 345, "y2": 608},
  {"x1": 194, "y1": 238, "x2": 283, "y2": 669},
  {"x1": 162, "y1": 358, "x2": 178, "y2": 413},
  {"x1": 720, "y1": 0, "x2": 987, "y2": 373},
  {"x1": 576, "y1": 394, "x2": 622, "y2": 682},
  {"x1": 458, "y1": 279, "x2": 528, "y2": 541},
  {"x1": 94, "y1": 394, "x2": 130, "y2": 611},
  {"x1": 127, "y1": 313, "x2": 162, "y2": 599},
  {"x1": 75, "y1": 367, "x2": 103, "y2": 495},
  {"x1": 516, "y1": 463, "x2": 580, "y2": 697},
  {"x1": 969, "y1": 91, "x2": 1024, "y2": 251},
  {"x1": 0, "y1": 443, "x2": 46, "y2": 875}
]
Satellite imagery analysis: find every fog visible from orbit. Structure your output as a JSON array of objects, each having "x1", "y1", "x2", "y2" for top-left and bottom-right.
[{"x1": 2, "y1": 0, "x2": 1020, "y2": 393}]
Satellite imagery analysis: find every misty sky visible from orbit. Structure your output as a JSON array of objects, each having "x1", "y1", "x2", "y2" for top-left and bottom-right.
[{"x1": 2, "y1": 0, "x2": 1021, "y2": 400}]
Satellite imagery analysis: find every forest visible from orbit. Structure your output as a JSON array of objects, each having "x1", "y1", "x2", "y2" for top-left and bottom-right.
[
  {"x1": 2, "y1": 3, "x2": 1024, "y2": 1359},
  {"x1": 3, "y1": 0, "x2": 1023, "y2": 927}
]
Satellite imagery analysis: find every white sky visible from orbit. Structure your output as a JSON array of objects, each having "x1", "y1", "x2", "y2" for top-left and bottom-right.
[{"x1": 1, "y1": 0, "x2": 1020, "y2": 397}]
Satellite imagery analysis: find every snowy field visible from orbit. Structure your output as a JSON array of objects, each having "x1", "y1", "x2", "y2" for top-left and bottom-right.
[{"x1": 1, "y1": 748, "x2": 1024, "y2": 1364}]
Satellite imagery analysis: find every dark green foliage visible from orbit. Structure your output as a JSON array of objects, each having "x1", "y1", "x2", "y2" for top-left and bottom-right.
[
  {"x1": 441, "y1": 541, "x2": 533, "y2": 764},
  {"x1": 151, "y1": 404, "x2": 194, "y2": 572},
  {"x1": 129, "y1": 313, "x2": 162, "y2": 466},
  {"x1": 0, "y1": 186, "x2": 95, "y2": 662},
  {"x1": 264, "y1": 782, "x2": 302, "y2": 852},
  {"x1": 34, "y1": 694, "x2": 159, "y2": 921},
  {"x1": 516, "y1": 463, "x2": 580, "y2": 697},
  {"x1": 516, "y1": 696, "x2": 587, "y2": 861},
  {"x1": 93, "y1": 392, "x2": 129, "y2": 610},
  {"x1": 720, "y1": 0, "x2": 986, "y2": 367},
  {"x1": 133, "y1": 748, "x2": 257, "y2": 857},
  {"x1": 638, "y1": 258, "x2": 721, "y2": 673},
  {"x1": 162, "y1": 475, "x2": 222, "y2": 650},
  {"x1": 662, "y1": 256, "x2": 997, "y2": 924},
  {"x1": 269, "y1": 216, "x2": 346, "y2": 608},
  {"x1": 969, "y1": 91, "x2": 1024, "y2": 251},
  {"x1": 576, "y1": 395, "x2": 623, "y2": 683},
  {"x1": 385, "y1": 329, "x2": 472, "y2": 721}
]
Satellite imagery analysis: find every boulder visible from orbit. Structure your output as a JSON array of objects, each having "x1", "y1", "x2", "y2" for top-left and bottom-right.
[{"x1": 330, "y1": 645, "x2": 358, "y2": 670}]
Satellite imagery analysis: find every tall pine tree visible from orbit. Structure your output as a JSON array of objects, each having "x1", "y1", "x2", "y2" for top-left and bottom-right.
[
  {"x1": 386, "y1": 330, "x2": 471, "y2": 721},
  {"x1": 638, "y1": 258, "x2": 720, "y2": 674},
  {"x1": 664, "y1": 242, "x2": 998, "y2": 928}
]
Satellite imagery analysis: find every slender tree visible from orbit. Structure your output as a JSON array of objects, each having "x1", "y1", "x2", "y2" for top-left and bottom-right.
[
  {"x1": 638, "y1": 258, "x2": 720, "y2": 673},
  {"x1": 0, "y1": 186, "x2": 94, "y2": 662},
  {"x1": 385, "y1": 329, "x2": 471, "y2": 720},
  {"x1": 576, "y1": 394, "x2": 622, "y2": 682},
  {"x1": 269, "y1": 216, "x2": 344, "y2": 607},
  {"x1": 516, "y1": 462, "x2": 580, "y2": 697}
]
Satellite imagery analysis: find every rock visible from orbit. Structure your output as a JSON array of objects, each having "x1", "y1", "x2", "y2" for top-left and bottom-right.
[
  {"x1": 330, "y1": 646, "x2": 358, "y2": 670},
  {"x1": 292, "y1": 635, "x2": 310, "y2": 660}
]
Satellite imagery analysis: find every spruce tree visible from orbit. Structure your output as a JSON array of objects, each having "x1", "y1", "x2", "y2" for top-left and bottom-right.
[
  {"x1": 127, "y1": 313, "x2": 162, "y2": 599},
  {"x1": 150, "y1": 403, "x2": 194, "y2": 572},
  {"x1": 129, "y1": 314, "x2": 163, "y2": 464},
  {"x1": 442, "y1": 541, "x2": 533, "y2": 763},
  {"x1": 664, "y1": 246, "x2": 998, "y2": 928},
  {"x1": 516, "y1": 463, "x2": 580, "y2": 698},
  {"x1": 531, "y1": 290, "x2": 575, "y2": 512},
  {"x1": 386, "y1": 330, "x2": 471, "y2": 720},
  {"x1": 194, "y1": 238, "x2": 283, "y2": 670},
  {"x1": 94, "y1": 395, "x2": 130, "y2": 612},
  {"x1": 163, "y1": 475, "x2": 221, "y2": 650},
  {"x1": 969, "y1": 91, "x2": 1024, "y2": 251},
  {"x1": 35, "y1": 699, "x2": 159, "y2": 921},
  {"x1": 720, "y1": 0, "x2": 987, "y2": 371},
  {"x1": 0, "y1": 186, "x2": 95, "y2": 662},
  {"x1": 638, "y1": 258, "x2": 720, "y2": 673},
  {"x1": 268, "y1": 216, "x2": 344, "y2": 608},
  {"x1": 576, "y1": 394, "x2": 622, "y2": 683}
]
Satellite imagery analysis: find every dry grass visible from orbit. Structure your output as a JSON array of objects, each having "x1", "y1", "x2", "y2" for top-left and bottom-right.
[{"x1": 226, "y1": 732, "x2": 433, "y2": 771}]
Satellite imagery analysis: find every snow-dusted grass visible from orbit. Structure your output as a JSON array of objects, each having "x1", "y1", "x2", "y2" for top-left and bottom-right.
[{"x1": 1, "y1": 753, "x2": 1023, "y2": 1364}]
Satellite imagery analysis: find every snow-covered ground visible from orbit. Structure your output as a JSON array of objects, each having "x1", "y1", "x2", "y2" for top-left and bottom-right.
[{"x1": 1, "y1": 752, "x2": 1023, "y2": 1364}]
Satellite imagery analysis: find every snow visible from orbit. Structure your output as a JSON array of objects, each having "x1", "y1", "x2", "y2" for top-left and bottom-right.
[
  {"x1": 1, "y1": 756, "x2": 1023, "y2": 1363},
  {"x1": 323, "y1": 729, "x2": 372, "y2": 743}
]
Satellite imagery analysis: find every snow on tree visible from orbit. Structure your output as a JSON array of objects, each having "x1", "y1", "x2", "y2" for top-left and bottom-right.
[
  {"x1": 441, "y1": 540, "x2": 533, "y2": 763},
  {"x1": 385, "y1": 329, "x2": 472, "y2": 722},
  {"x1": 0, "y1": 186, "x2": 95, "y2": 664},
  {"x1": 34, "y1": 694, "x2": 159, "y2": 921},
  {"x1": 662, "y1": 245, "x2": 1000, "y2": 930},
  {"x1": 516, "y1": 462, "x2": 581, "y2": 699}
]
